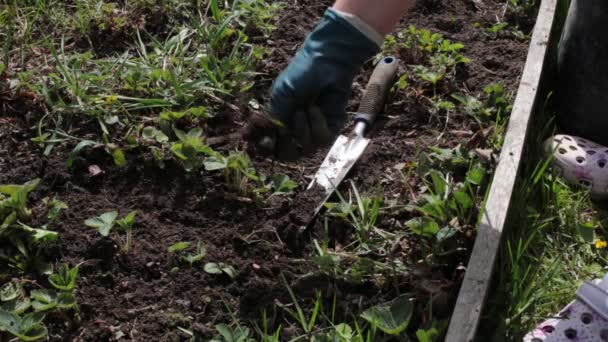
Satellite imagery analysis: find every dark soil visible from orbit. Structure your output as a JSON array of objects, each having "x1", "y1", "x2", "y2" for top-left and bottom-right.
[{"x1": 0, "y1": 0, "x2": 534, "y2": 340}]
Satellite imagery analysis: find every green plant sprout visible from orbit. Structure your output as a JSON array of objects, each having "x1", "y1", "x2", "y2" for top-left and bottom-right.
[
  {"x1": 85, "y1": 211, "x2": 138, "y2": 253},
  {"x1": 167, "y1": 241, "x2": 207, "y2": 267},
  {"x1": 116, "y1": 211, "x2": 137, "y2": 253},
  {"x1": 42, "y1": 197, "x2": 68, "y2": 223},
  {"x1": 167, "y1": 241, "x2": 191, "y2": 253},
  {"x1": 205, "y1": 151, "x2": 260, "y2": 195},
  {"x1": 204, "y1": 262, "x2": 237, "y2": 279},
  {"x1": 171, "y1": 128, "x2": 216, "y2": 172}
]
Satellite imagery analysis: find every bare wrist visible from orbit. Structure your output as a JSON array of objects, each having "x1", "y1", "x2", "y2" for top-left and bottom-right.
[{"x1": 333, "y1": 0, "x2": 415, "y2": 35}]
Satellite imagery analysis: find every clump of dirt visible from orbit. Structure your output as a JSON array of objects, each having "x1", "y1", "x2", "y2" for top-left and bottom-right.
[{"x1": 0, "y1": 0, "x2": 536, "y2": 340}]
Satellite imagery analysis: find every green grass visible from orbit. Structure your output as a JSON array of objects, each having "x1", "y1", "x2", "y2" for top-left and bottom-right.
[
  {"x1": 2, "y1": 0, "x2": 281, "y2": 174},
  {"x1": 485, "y1": 110, "x2": 608, "y2": 340}
]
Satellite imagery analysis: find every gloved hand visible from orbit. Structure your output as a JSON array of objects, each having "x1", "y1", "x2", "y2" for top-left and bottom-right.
[{"x1": 245, "y1": 8, "x2": 381, "y2": 160}]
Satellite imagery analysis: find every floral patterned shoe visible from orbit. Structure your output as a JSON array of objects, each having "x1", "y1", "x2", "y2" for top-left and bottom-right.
[
  {"x1": 546, "y1": 134, "x2": 608, "y2": 198},
  {"x1": 524, "y1": 274, "x2": 608, "y2": 341}
]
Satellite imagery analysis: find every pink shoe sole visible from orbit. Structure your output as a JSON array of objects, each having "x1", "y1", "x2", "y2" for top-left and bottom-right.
[{"x1": 524, "y1": 274, "x2": 608, "y2": 341}]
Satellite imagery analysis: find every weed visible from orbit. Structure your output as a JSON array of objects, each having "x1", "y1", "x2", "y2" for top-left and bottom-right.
[
  {"x1": 5, "y1": 0, "x2": 282, "y2": 173},
  {"x1": 360, "y1": 295, "x2": 414, "y2": 336},
  {"x1": 280, "y1": 274, "x2": 322, "y2": 337},
  {"x1": 452, "y1": 83, "x2": 512, "y2": 125},
  {"x1": 327, "y1": 181, "x2": 383, "y2": 246},
  {"x1": 210, "y1": 323, "x2": 255, "y2": 342},
  {"x1": 312, "y1": 236, "x2": 380, "y2": 284}
]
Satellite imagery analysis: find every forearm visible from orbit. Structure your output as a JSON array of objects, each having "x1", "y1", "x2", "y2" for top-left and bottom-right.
[{"x1": 333, "y1": 0, "x2": 415, "y2": 35}]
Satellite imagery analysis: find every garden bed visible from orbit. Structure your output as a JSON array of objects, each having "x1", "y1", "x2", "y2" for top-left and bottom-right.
[{"x1": 0, "y1": 0, "x2": 540, "y2": 340}]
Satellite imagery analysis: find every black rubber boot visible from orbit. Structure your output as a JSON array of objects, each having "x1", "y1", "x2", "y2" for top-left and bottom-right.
[{"x1": 557, "y1": 0, "x2": 608, "y2": 145}]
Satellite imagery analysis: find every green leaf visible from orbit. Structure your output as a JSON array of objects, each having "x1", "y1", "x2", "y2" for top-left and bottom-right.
[
  {"x1": 18, "y1": 223, "x2": 58, "y2": 242},
  {"x1": 270, "y1": 174, "x2": 298, "y2": 196},
  {"x1": 418, "y1": 195, "x2": 447, "y2": 222},
  {"x1": 0, "y1": 179, "x2": 40, "y2": 219},
  {"x1": 1, "y1": 282, "x2": 23, "y2": 302},
  {"x1": 204, "y1": 263, "x2": 222, "y2": 274},
  {"x1": 48, "y1": 264, "x2": 79, "y2": 291},
  {"x1": 406, "y1": 217, "x2": 440, "y2": 237},
  {"x1": 334, "y1": 323, "x2": 354, "y2": 339},
  {"x1": 85, "y1": 211, "x2": 118, "y2": 237},
  {"x1": 112, "y1": 148, "x2": 126, "y2": 167},
  {"x1": 56, "y1": 292, "x2": 76, "y2": 309},
  {"x1": 182, "y1": 242, "x2": 206, "y2": 265},
  {"x1": 0, "y1": 179, "x2": 40, "y2": 197},
  {"x1": 67, "y1": 140, "x2": 96, "y2": 168},
  {"x1": 436, "y1": 227, "x2": 457, "y2": 242},
  {"x1": 30, "y1": 290, "x2": 57, "y2": 312},
  {"x1": 466, "y1": 166, "x2": 486, "y2": 185},
  {"x1": 204, "y1": 155, "x2": 228, "y2": 171},
  {"x1": 215, "y1": 323, "x2": 233, "y2": 340},
  {"x1": 14, "y1": 312, "x2": 48, "y2": 341},
  {"x1": 0, "y1": 309, "x2": 21, "y2": 333},
  {"x1": 578, "y1": 222, "x2": 596, "y2": 244},
  {"x1": 1, "y1": 212, "x2": 17, "y2": 230},
  {"x1": 360, "y1": 295, "x2": 413, "y2": 335},
  {"x1": 221, "y1": 264, "x2": 237, "y2": 279},
  {"x1": 45, "y1": 198, "x2": 67, "y2": 222},
  {"x1": 116, "y1": 211, "x2": 137, "y2": 230},
  {"x1": 416, "y1": 327, "x2": 440, "y2": 342},
  {"x1": 397, "y1": 74, "x2": 409, "y2": 90},
  {"x1": 2, "y1": 297, "x2": 31, "y2": 315},
  {"x1": 142, "y1": 127, "x2": 169, "y2": 143},
  {"x1": 168, "y1": 241, "x2": 191, "y2": 253},
  {"x1": 428, "y1": 170, "x2": 447, "y2": 197},
  {"x1": 453, "y1": 190, "x2": 473, "y2": 210}
]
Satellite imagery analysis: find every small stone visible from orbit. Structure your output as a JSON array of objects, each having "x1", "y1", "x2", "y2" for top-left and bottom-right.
[{"x1": 88, "y1": 164, "x2": 103, "y2": 176}]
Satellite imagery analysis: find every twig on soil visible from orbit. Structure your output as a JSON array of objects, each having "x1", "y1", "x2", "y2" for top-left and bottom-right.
[
  {"x1": 242, "y1": 228, "x2": 286, "y2": 247},
  {"x1": 126, "y1": 305, "x2": 157, "y2": 315}
]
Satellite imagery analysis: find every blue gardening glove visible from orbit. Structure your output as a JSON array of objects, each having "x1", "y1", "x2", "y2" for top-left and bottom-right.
[{"x1": 245, "y1": 9, "x2": 381, "y2": 160}]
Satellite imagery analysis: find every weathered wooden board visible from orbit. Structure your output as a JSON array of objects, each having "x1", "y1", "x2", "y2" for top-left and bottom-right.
[{"x1": 445, "y1": 0, "x2": 561, "y2": 340}]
